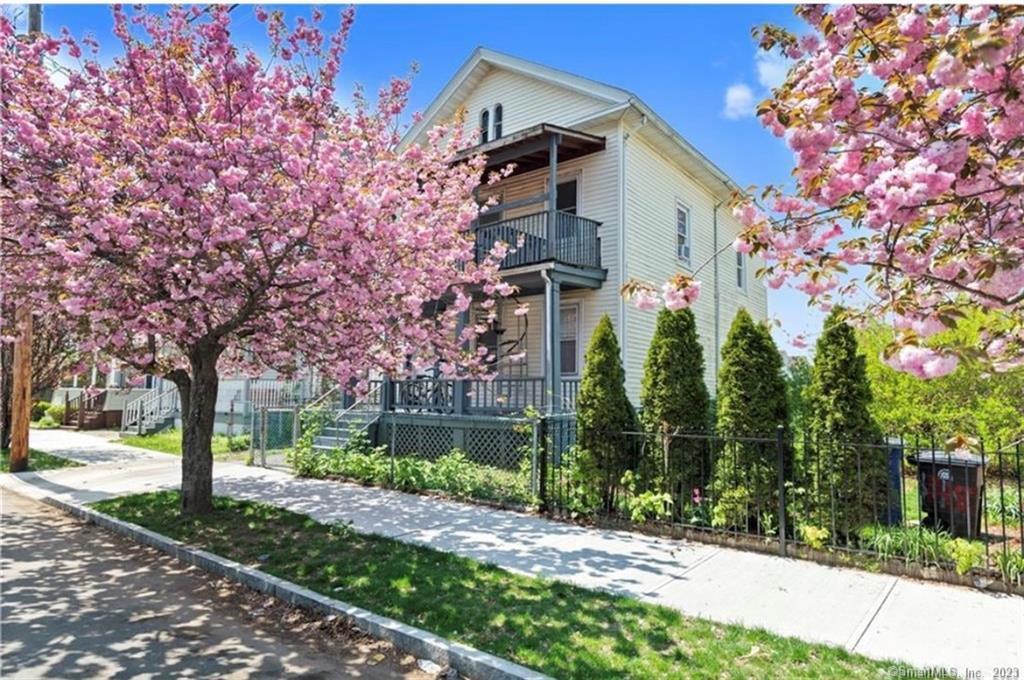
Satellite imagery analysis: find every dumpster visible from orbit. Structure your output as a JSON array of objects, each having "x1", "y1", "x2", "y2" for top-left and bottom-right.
[{"x1": 907, "y1": 450, "x2": 984, "y2": 539}]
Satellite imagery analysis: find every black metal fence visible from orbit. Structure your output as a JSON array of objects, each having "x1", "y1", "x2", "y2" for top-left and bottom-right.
[{"x1": 537, "y1": 417, "x2": 1024, "y2": 582}]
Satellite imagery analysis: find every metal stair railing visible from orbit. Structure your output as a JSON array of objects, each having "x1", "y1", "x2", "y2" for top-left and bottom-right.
[{"x1": 304, "y1": 384, "x2": 382, "y2": 449}]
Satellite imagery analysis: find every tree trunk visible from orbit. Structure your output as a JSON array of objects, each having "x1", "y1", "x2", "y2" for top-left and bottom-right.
[
  {"x1": 1, "y1": 339, "x2": 13, "y2": 452},
  {"x1": 175, "y1": 347, "x2": 220, "y2": 515}
]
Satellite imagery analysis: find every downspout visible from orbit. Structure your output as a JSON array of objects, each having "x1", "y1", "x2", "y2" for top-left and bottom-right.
[
  {"x1": 712, "y1": 200, "x2": 722, "y2": 397},
  {"x1": 620, "y1": 107, "x2": 646, "y2": 384}
]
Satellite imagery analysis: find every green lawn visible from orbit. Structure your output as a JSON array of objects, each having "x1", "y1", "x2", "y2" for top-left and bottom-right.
[
  {"x1": 1, "y1": 448, "x2": 82, "y2": 472},
  {"x1": 120, "y1": 429, "x2": 250, "y2": 461},
  {"x1": 94, "y1": 491, "x2": 907, "y2": 679}
]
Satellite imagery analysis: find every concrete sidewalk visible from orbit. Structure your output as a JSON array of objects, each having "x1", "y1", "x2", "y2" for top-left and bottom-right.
[{"x1": 6, "y1": 429, "x2": 1024, "y2": 676}]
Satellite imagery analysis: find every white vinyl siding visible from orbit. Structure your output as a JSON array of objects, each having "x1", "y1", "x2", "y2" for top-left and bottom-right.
[
  {"x1": 460, "y1": 67, "x2": 610, "y2": 139},
  {"x1": 415, "y1": 60, "x2": 767, "y2": 402},
  {"x1": 624, "y1": 133, "x2": 768, "y2": 398}
]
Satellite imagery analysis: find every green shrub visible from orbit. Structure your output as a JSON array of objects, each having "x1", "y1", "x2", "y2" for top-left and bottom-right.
[
  {"x1": 639, "y1": 307, "x2": 710, "y2": 493},
  {"x1": 948, "y1": 538, "x2": 986, "y2": 576},
  {"x1": 996, "y1": 551, "x2": 1024, "y2": 586},
  {"x1": 798, "y1": 524, "x2": 831, "y2": 551},
  {"x1": 31, "y1": 401, "x2": 51, "y2": 421},
  {"x1": 227, "y1": 434, "x2": 251, "y2": 452},
  {"x1": 343, "y1": 446, "x2": 390, "y2": 485},
  {"x1": 45, "y1": 403, "x2": 65, "y2": 423},
  {"x1": 857, "y1": 524, "x2": 954, "y2": 568},
  {"x1": 711, "y1": 486, "x2": 753, "y2": 530},
  {"x1": 392, "y1": 456, "x2": 429, "y2": 492},
  {"x1": 805, "y1": 309, "x2": 887, "y2": 536},
  {"x1": 576, "y1": 315, "x2": 637, "y2": 511},
  {"x1": 857, "y1": 312, "x2": 1024, "y2": 442},
  {"x1": 620, "y1": 470, "x2": 672, "y2": 523},
  {"x1": 711, "y1": 309, "x2": 788, "y2": 528},
  {"x1": 429, "y1": 449, "x2": 476, "y2": 497},
  {"x1": 559, "y1": 445, "x2": 604, "y2": 518},
  {"x1": 33, "y1": 414, "x2": 60, "y2": 429}
]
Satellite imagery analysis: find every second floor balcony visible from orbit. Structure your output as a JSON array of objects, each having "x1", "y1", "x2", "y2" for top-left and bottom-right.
[
  {"x1": 456, "y1": 123, "x2": 608, "y2": 292},
  {"x1": 474, "y1": 210, "x2": 601, "y2": 270}
]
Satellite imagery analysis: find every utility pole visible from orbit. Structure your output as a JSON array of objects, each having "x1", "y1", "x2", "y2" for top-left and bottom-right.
[
  {"x1": 8, "y1": 4, "x2": 42, "y2": 472},
  {"x1": 28, "y1": 4, "x2": 41, "y2": 33}
]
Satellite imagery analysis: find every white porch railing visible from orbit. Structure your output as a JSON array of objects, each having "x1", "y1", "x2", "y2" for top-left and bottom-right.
[{"x1": 121, "y1": 381, "x2": 180, "y2": 434}]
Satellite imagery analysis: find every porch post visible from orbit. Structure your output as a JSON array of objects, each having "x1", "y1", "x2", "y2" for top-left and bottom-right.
[
  {"x1": 453, "y1": 308, "x2": 469, "y2": 415},
  {"x1": 547, "y1": 133, "x2": 559, "y2": 260},
  {"x1": 543, "y1": 272, "x2": 562, "y2": 413}
]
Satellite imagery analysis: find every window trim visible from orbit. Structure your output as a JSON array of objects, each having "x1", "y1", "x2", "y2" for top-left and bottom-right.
[
  {"x1": 559, "y1": 302, "x2": 582, "y2": 377},
  {"x1": 493, "y1": 103, "x2": 503, "y2": 139},
  {"x1": 675, "y1": 200, "x2": 692, "y2": 266},
  {"x1": 544, "y1": 169, "x2": 583, "y2": 215},
  {"x1": 736, "y1": 249, "x2": 747, "y2": 291},
  {"x1": 479, "y1": 108, "x2": 490, "y2": 144}
]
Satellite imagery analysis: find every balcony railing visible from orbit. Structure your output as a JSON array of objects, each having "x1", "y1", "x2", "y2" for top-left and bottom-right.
[{"x1": 474, "y1": 211, "x2": 601, "y2": 270}]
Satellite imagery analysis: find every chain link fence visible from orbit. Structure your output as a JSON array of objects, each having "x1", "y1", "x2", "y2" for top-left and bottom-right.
[{"x1": 250, "y1": 407, "x2": 301, "y2": 467}]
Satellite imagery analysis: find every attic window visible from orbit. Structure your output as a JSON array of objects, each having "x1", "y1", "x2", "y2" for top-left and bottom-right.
[
  {"x1": 493, "y1": 104, "x2": 503, "y2": 139},
  {"x1": 480, "y1": 109, "x2": 490, "y2": 144}
]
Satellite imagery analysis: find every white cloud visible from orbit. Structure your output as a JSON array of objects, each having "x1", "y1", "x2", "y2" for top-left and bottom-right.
[
  {"x1": 756, "y1": 51, "x2": 790, "y2": 90},
  {"x1": 722, "y1": 83, "x2": 755, "y2": 120}
]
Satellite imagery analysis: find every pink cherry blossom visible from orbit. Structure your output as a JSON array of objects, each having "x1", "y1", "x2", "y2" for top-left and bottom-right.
[
  {"x1": 0, "y1": 7, "x2": 510, "y2": 512},
  {"x1": 722, "y1": 5, "x2": 1024, "y2": 376}
]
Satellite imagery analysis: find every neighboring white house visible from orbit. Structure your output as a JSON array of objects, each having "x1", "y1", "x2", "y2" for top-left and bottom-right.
[{"x1": 402, "y1": 47, "x2": 768, "y2": 405}]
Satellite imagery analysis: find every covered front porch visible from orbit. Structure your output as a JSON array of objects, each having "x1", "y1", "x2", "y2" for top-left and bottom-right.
[
  {"x1": 384, "y1": 375, "x2": 579, "y2": 415},
  {"x1": 459, "y1": 123, "x2": 606, "y2": 412}
]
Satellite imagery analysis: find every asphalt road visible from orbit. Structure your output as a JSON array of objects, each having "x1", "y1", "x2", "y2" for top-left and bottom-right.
[{"x1": 0, "y1": 487, "x2": 430, "y2": 679}]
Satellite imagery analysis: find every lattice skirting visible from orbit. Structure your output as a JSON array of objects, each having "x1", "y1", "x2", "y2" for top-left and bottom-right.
[{"x1": 381, "y1": 414, "x2": 534, "y2": 471}]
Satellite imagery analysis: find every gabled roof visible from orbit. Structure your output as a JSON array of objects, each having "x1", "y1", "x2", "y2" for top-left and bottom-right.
[{"x1": 402, "y1": 47, "x2": 743, "y2": 201}]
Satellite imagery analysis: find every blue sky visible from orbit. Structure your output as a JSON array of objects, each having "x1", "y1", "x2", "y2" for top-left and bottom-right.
[{"x1": 23, "y1": 3, "x2": 818, "y2": 353}]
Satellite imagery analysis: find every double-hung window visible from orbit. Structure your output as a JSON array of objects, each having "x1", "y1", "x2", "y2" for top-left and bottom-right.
[
  {"x1": 736, "y1": 250, "x2": 747, "y2": 289},
  {"x1": 559, "y1": 305, "x2": 579, "y2": 376},
  {"x1": 676, "y1": 203, "x2": 691, "y2": 264}
]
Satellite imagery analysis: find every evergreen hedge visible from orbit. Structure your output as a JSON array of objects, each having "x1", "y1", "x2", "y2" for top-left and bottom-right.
[
  {"x1": 711, "y1": 309, "x2": 789, "y2": 531},
  {"x1": 575, "y1": 315, "x2": 636, "y2": 511},
  {"x1": 804, "y1": 309, "x2": 887, "y2": 536},
  {"x1": 639, "y1": 307, "x2": 710, "y2": 501}
]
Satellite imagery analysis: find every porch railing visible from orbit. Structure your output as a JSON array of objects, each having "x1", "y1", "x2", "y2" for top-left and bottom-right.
[
  {"x1": 389, "y1": 376, "x2": 580, "y2": 415},
  {"x1": 63, "y1": 389, "x2": 107, "y2": 428},
  {"x1": 474, "y1": 211, "x2": 601, "y2": 270}
]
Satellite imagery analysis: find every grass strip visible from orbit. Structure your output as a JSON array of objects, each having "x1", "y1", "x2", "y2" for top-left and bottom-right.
[
  {"x1": 94, "y1": 491, "x2": 907, "y2": 679},
  {"x1": 120, "y1": 429, "x2": 249, "y2": 461},
  {"x1": 1, "y1": 448, "x2": 82, "y2": 472}
]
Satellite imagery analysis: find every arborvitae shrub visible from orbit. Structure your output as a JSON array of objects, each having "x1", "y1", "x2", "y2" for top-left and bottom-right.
[
  {"x1": 711, "y1": 309, "x2": 789, "y2": 530},
  {"x1": 639, "y1": 307, "x2": 710, "y2": 506},
  {"x1": 575, "y1": 315, "x2": 637, "y2": 511},
  {"x1": 804, "y1": 309, "x2": 887, "y2": 536}
]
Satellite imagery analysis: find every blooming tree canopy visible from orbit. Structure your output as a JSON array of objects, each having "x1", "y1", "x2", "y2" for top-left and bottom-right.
[
  {"x1": 628, "y1": 5, "x2": 1024, "y2": 379},
  {"x1": 0, "y1": 6, "x2": 509, "y2": 512}
]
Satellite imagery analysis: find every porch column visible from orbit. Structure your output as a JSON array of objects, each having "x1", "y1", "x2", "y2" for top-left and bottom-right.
[
  {"x1": 543, "y1": 272, "x2": 562, "y2": 413},
  {"x1": 547, "y1": 133, "x2": 560, "y2": 260},
  {"x1": 453, "y1": 308, "x2": 469, "y2": 415}
]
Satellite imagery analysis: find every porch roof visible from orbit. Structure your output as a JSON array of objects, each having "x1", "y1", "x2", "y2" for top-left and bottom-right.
[{"x1": 452, "y1": 123, "x2": 606, "y2": 177}]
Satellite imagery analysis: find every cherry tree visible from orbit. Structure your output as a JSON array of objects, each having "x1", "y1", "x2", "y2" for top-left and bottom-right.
[
  {"x1": 1, "y1": 6, "x2": 510, "y2": 513},
  {"x1": 627, "y1": 5, "x2": 1024, "y2": 378}
]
